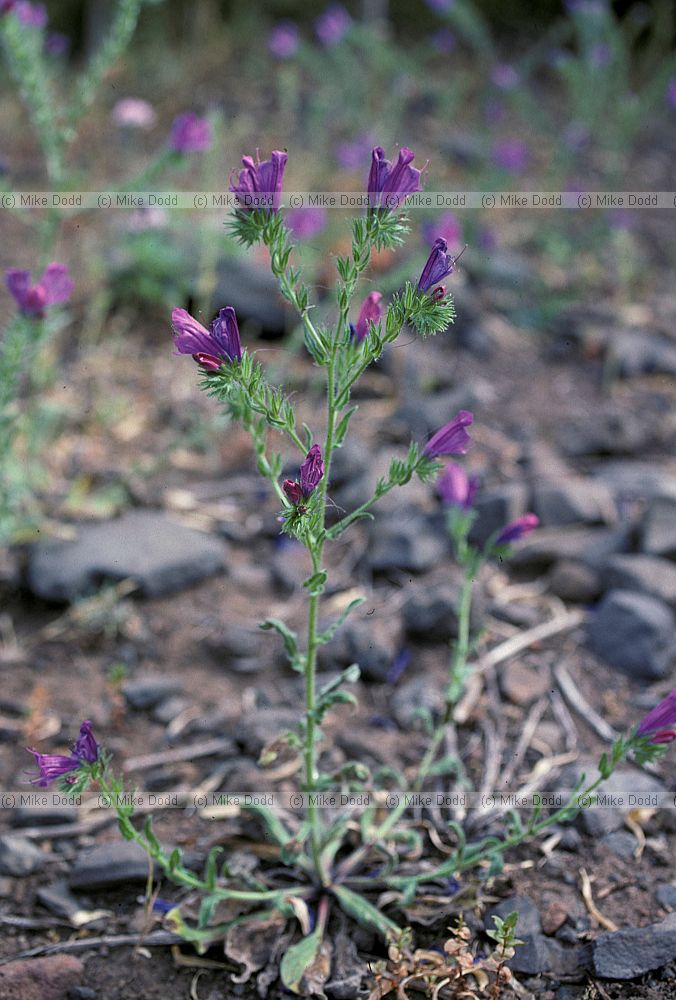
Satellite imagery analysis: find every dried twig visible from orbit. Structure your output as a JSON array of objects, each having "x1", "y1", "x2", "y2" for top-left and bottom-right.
[
  {"x1": 478, "y1": 609, "x2": 585, "y2": 676},
  {"x1": 0, "y1": 930, "x2": 183, "y2": 965},
  {"x1": 579, "y1": 868, "x2": 618, "y2": 932},
  {"x1": 553, "y1": 662, "x2": 618, "y2": 743}
]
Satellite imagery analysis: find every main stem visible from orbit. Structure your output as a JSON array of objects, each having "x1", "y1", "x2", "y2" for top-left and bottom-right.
[{"x1": 304, "y1": 336, "x2": 339, "y2": 886}]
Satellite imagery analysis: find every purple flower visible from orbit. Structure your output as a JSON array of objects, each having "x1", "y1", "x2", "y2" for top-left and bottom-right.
[
  {"x1": 300, "y1": 444, "x2": 324, "y2": 496},
  {"x1": 14, "y1": 1, "x2": 47, "y2": 27},
  {"x1": 172, "y1": 306, "x2": 242, "y2": 369},
  {"x1": 283, "y1": 445, "x2": 325, "y2": 505},
  {"x1": 495, "y1": 513, "x2": 539, "y2": 545},
  {"x1": 229, "y1": 149, "x2": 288, "y2": 214},
  {"x1": 72, "y1": 720, "x2": 99, "y2": 763},
  {"x1": 6, "y1": 262, "x2": 73, "y2": 316},
  {"x1": 437, "y1": 462, "x2": 480, "y2": 509},
  {"x1": 493, "y1": 139, "x2": 529, "y2": 174},
  {"x1": 169, "y1": 113, "x2": 212, "y2": 154},
  {"x1": 666, "y1": 76, "x2": 676, "y2": 110},
  {"x1": 423, "y1": 411, "x2": 473, "y2": 459},
  {"x1": 314, "y1": 4, "x2": 351, "y2": 47},
  {"x1": 27, "y1": 720, "x2": 99, "y2": 788},
  {"x1": 268, "y1": 21, "x2": 300, "y2": 59},
  {"x1": 422, "y1": 211, "x2": 462, "y2": 248},
  {"x1": 350, "y1": 291, "x2": 383, "y2": 343},
  {"x1": 112, "y1": 98, "x2": 157, "y2": 129},
  {"x1": 429, "y1": 28, "x2": 456, "y2": 53},
  {"x1": 636, "y1": 690, "x2": 676, "y2": 745},
  {"x1": 0, "y1": 1, "x2": 16, "y2": 14},
  {"x1": 418, "y1": 237, "x2": 456, "y2": 293},
  {"x1": 286, "y1": 206, "x2": 327, "y2": 239},
  {"x1": 491, "y1": 64, "x2": 519, "y2": 89},
  {"x1": 368, "y1": 145, "x2": 424, "y2": 211},
  {"x1": 46, "y1": 32, "x2": 69, "y2": 56}
]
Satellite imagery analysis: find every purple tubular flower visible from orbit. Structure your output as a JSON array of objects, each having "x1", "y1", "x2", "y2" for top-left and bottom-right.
[
  {"x1": 418, "y1": 238, "x2": 456, "y2": 293},
  {"x1": 437, "y1": 462, "x2": 480, "y2": 509},
  {"x1": 351, "y1": 291, "x2": 383, "y2": 343},
  {"x1": 6, "y1": 262, "x2": 73, "y2": 316},
  {"x1": 282, "y1": 480, "x2": 305, "y2": 505},
  {"x1": 26, "y1": 720, "x2": 99, "y2": 788},
  {"x1": 72, "y1": 720, "x2": 99, "y2": 763},
  {"x1": 172, "y1": 306, "x2": 242, "y2": 369},
  {"x1": 299, "y1": 444, "x2": 324, "y2": 497},
  {"x1": 423, "y1": 411, "x2": 473, "y2": 459},
  {"x1": 368, "y1": 146, "x2": 424, "y2": 211},
  {"x1": 636, "y1": 690, "x2": 676, "y2": 745},
  {"x1": 314, "y1": 4, "x2": 351, "y2": 46},
  {"x1": 230, "y1": 150, "x2": 288, "y2": 214},
  {"x1": 168, "y1": 113, "x2": 212, "y2": 154},
  {"x1": 268, "y1": 21, "x2": 300, "y2": 59},
  {"x1": 495, "y1": 513, "x2": 539, "y2": 545}
]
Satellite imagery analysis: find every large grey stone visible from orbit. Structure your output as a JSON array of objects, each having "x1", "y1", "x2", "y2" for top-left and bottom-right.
[
  {"x1": 609, "y1": 330, "x2": 676, "y2": 378},
  {"x1": 487, "y1": 896, "x2": 541, "y2": 937},
  {"x1": 214, "y1": 255, "x2": 286, "y2": 334},
  {"x1": 0, "y1": 834, "x2": 47, "y2": 876},
  {"x1": 531, "y1": 478, "x2": 616, "y2": 527},
  {"x1": 586, "y1": 589, "x2": 674, "y2": 679},
  {"x1": 369, "y1": 515, "x2": 448, "y2": 574},
  {"x1": 403, "y1": 580, "x2": 484, "y2": 642},
  {"x1": 510, "y1": 526, "x2": 631, "y2": 573},
  {"x1": 592, "y1": 912, "x2": 676, "y2": 979},
  {"x1": 69, "y1": 841, "x2": 153, "y2": 890},
  {"x1": 468, "y1": 483, "x2": 529, "y2": 547},
  {"x1": 641, "y1": 492, "x2": 676, "y2": 560},
  {"x1": 27, "y1": 511, "x2": 226, "y2": 600},
  {"x1": 604, "y1": 554, "x2": 676, "y2": 609}
]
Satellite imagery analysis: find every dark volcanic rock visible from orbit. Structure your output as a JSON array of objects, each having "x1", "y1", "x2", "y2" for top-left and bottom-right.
[
  {"x1": 547, "y1": 560, "x2": 602, "y2": 602},
  {"x1": 70, "y1": 842, "x2": 153, "y2": 890},
  {"x1": 656, "y1": 884, "x2": 676, "y2": 910},
  {"x1": 531, "y1": 478, "x2": 616, "y2": 527},
  {"x1": 604, "y1": 554, "x2": 676, "y2": 608},
  {"x1": 27, "y1": 511, "x2": 226, "y2": 600},
  {"x1": 488, "y1": 896, "x2": 541, "y2": 937},
  {"x1": 369, "y1": 515, "x2": 448, "y2": 574},
  {"x1": 609, "y1": 330, "x2": 676, "y2": 378},
  {"x1": 214, "y1": 255, "x2": 286, "y2": 334},
  {"x1": 122, "y1": 676, "x2": 183, "y2": 709},
  {"x1": 0, "y1": 834, "x2": 47, "y2": 876},
  {"x1": 586, "y1": 589, "x2": 674, "y2": 679},
  {"x1": 509, "y1": 526, "x2": 631, "y2": 573},
  {"x1": 320, "y1": 618, "x2": 402, "y2": 683},
  {"x1": 592, "y1": 912, "x2": 676, "y2": 979},
  {"x1": 391, "y1": 676, "x2": 444, "y2": 729},
  {"x1": 641, "y1": 491, "x2": 676, "y2": 559},
  {"x1": 234, "y1": 708, "x2": 300, "y2": 756},
  {"x1": 403, "y1": 580, "x2": 484, "y2": 642}
]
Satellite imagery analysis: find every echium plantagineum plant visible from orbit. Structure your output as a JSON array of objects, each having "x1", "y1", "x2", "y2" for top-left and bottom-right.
[{"x1": 28, "y1": 147, "x2": 676, "y2": 994}]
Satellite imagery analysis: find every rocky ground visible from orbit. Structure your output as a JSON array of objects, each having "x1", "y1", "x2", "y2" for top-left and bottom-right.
[{"x1": 0, "y1": 236, "x2": 675, "y2": 1000}]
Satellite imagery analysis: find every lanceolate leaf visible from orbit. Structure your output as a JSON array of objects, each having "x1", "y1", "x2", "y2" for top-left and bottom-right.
[
  {"x1": 280, "y1": 926, "x2": 324, "y2": 994},
  {"x1": 332, "y1": 885, "x2": 402, "y2": 940}
]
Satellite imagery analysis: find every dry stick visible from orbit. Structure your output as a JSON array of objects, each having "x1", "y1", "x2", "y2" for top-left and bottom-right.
[
  {"x1": 553, "y1": 661, "x2": 618, "y2": 743},
  {"x1": 497, "y1": 696, "x2": 548, "y2": 792},
  {"x1": 0, "y1": 930, "x2": 184, "y2": 966},
  {"x1": 579, "y1": 867, "x2": 618, "y2": 932},
  {"x1": 549, "y1": 686, "x2": 579, "y2": 753},
  {"x1": 123, "y1": 738, "x2": 236, "y2": 772},
  {"x1": 478, "y1": 609, "x2": 586, "y2": 676}
]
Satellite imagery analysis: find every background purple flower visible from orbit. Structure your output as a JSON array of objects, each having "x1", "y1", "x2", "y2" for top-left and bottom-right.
[
  {"x1": 286, "y1": 206, "x2": 327, "y2": 239},
  {"x1": 491, "y1": 64, "x2": 519, "y2": 89},
  {"x1": 422, "y1": 211, "x2": 462, "y2": 249},
  {"x1": 112, "y1": 98, "x2": 157, "y2": 129},
  {"x1": 667, "y1": 77, "x2": 676, "y2": 110},
  {"x1": 492, "y1": 139, "x2": 529, "y2": 173},
  {"x1": 335, "y1": 132, "x2": 374, "y2": 171},
  {"x1": 314, "y1": 4, "x2": 351, "y2": 47},
  {"x1": 169, "y1": 113, "x2": 212, "y2": 154},
  {"x1": 429, "y1": 28, "x2": 456, "y2": 53},
  {"x1": 46, "y1": 32, "x2": 69, "y2": 57},
  {"x1": 14, "y1": 1, "x2": 46, "y2": 27},
  {"x1": 268, "y1": 21, "x2": 300, "y2": 59},
  {"x1": 437, "y1": 463, "x2": 480, "y2": 509},
  {"x1": 6, "y1": 262, "x2": 73, "y2": 316}
]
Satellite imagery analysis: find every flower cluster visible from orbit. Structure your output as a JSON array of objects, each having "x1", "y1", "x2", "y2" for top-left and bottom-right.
[
  {"x1": 27, "y1": 720, "x2": 98, "y2": 788},
  {"x1": 230, "y1": 150, "x2": 288, "y2": 214},
  {"x1": 5, "y1": 262, "x2": 73, "y2": 317},
  {"x1": 172, "y1": 306, "x2": 242, "y2": 369},
  {"x1": 283, "y1": 445, "x2": 324, "y2": 506},
  {"x1": 367, "y1": 146, "x2": 424, "y2": 211}
]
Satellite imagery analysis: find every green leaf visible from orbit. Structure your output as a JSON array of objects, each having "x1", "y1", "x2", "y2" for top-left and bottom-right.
[
  {"x1": 316, "y1": 598, "x2": 365, "y2": 645},
  {"x1": 333, "y1": 885, "x2": 402, "y2": 941},
  {"x1": 280, "y1": 927, "x2": 323, "y2": 994},
  {"x1": 334, "y1": 406, "x2": 358, "y2": 449},
  {"x1": 204, "y1": 846, "x2": 223, "y2": 890},
  {"x1": 260, "y1": 618, "x2": 303, "y2": 671},
  {"x1": 143, "y1": 815, "x2": 161, "y2": 858},
  {"x1": 303, "y1": 569, "x2": 327, "y2": 595}
]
